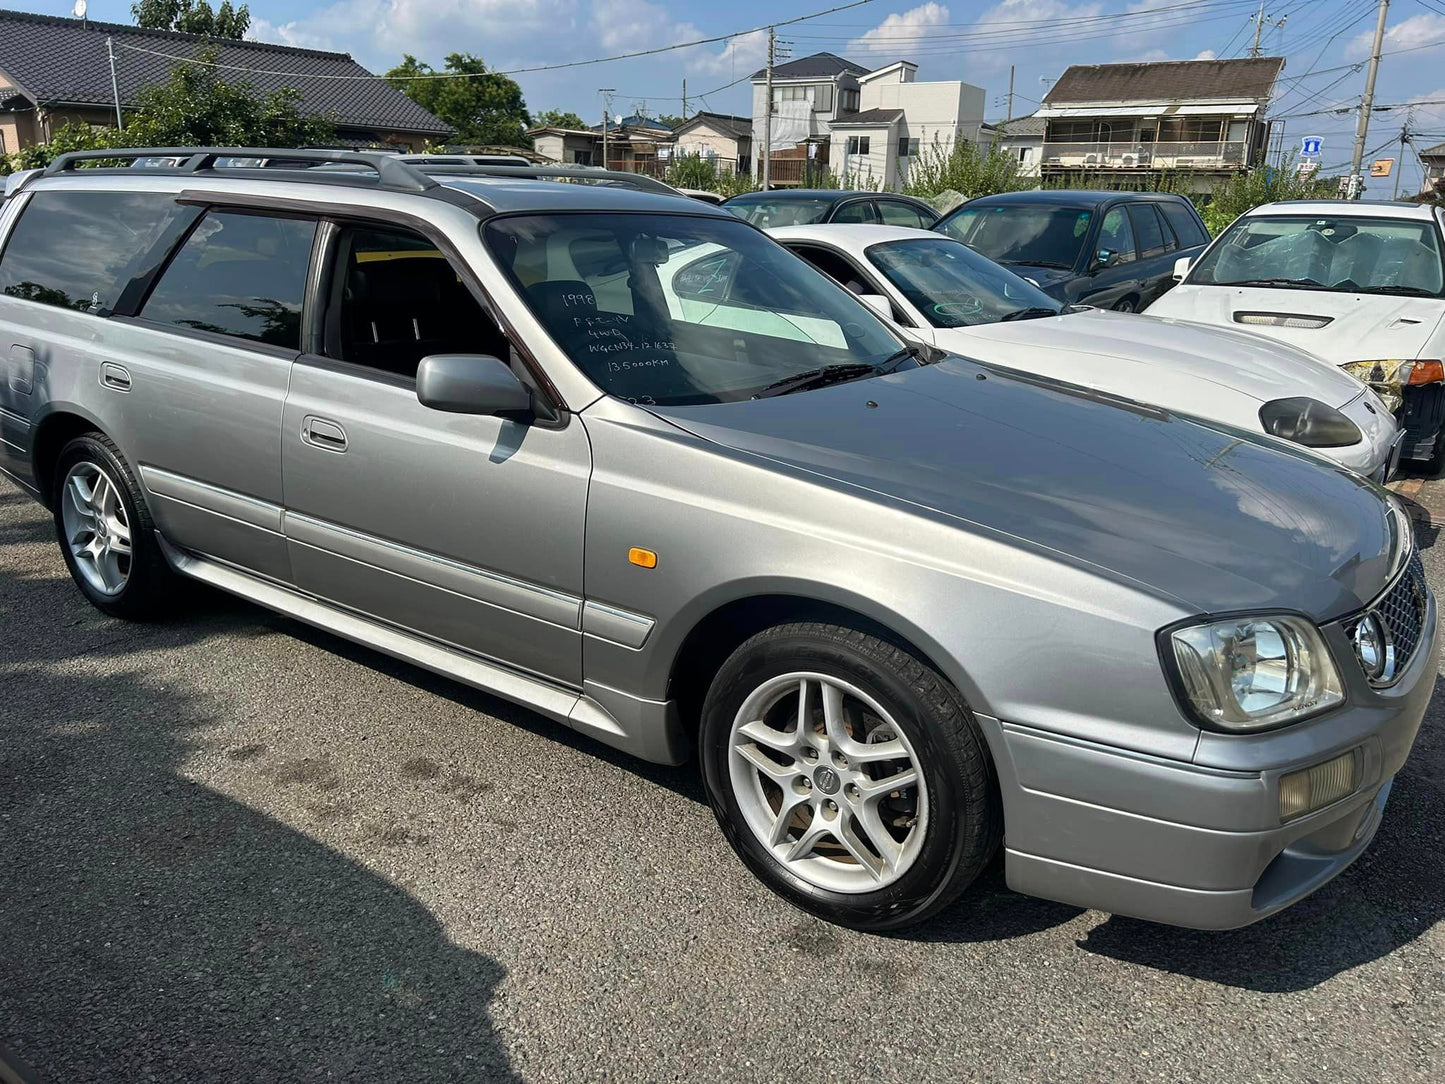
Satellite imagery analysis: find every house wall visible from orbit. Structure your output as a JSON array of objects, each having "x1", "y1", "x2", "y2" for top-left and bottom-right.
[
  {"x1": 673, "y1": 119, "x2": 748, "y2": 170},
  {"x1": 998, "y1": 135, "x2": 1043, "y2": 177},
  {"x1": 533, "y1": 132, "x2": 597, "y2": 165},
  {"x1": 864, "y1": 79, "x2": 986, "y2": 157},
  {"x1": 834, "y1": 123, "x2": 898, "y2": 188}
]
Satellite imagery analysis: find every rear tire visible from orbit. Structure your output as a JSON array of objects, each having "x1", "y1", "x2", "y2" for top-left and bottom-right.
[
  {"x1": 52, "y1": 433, "x2": 177, "y2": 619},
  {"x1": 1112, "y1": 297, "x2": 1137, "y2": 313},
  {"x1": 699, "y1": 622, "x2": 1000, "y2": 931}
]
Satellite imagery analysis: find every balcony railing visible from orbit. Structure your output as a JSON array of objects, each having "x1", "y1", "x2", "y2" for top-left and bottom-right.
[{"x1": 1041, "y1": 140, "x2": 1248, "y2": 170}]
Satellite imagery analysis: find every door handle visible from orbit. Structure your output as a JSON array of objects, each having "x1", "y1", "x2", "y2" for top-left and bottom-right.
[
  {"x1": 301, "y1": 416, "x2": 348, "y2": 452},
  {"x1": 99, "y1": 362, "x2": 131, "y2": 392}
]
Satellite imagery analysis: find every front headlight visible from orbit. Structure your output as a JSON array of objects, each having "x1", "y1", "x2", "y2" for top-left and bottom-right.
[
  {"x1": 1258, "y1": 397, "x2": 1362, "y2": 448},
  {"x1": 1340, "y1": 359, "x2": 1445, "y2": 413},
  {"x1": 1164, "y1": 615, "x2": 1344, "y2": 731}
]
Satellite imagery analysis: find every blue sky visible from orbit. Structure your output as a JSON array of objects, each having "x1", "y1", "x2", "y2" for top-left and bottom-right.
[{"x1": 17, "y1": 0, "x2": 1445, "y2": 190}]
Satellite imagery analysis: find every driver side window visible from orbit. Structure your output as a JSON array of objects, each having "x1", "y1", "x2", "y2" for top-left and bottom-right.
[{"x1": 1098, "y1": 207, "x2": 1137, "y2": 264}]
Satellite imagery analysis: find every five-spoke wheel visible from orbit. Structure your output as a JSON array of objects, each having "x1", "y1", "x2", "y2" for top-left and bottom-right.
[{"x1": 60, "y1": 460, "x2": 133, "y2": 596}]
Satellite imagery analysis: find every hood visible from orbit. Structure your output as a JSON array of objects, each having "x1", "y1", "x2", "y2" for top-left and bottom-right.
[
  {"x1": 1146, "y1": 284, "x2": 1445, "y2": 364},
  {"x1": 952, "y1": 308, "x2": 1370, "y2": 409},
  {"x1": 654, "y1": 357, "x2": 1400, "y2": 620}
]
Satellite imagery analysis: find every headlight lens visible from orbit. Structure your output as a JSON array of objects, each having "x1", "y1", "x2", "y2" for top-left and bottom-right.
[
  {"x1": 1167, "y1": 615, "x2": 1344, "y2": 731},
  {"x1": 1258, "y1": 397, "x2": 1363, "y2": 448}
]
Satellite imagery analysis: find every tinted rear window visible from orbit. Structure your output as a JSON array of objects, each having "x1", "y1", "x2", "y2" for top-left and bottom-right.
[
  {"x1": 725, "y1": 197, "x2": 834, "y2": 227},
  {"x1": 1160, "y1": 201, "x2": 1209, "y2": 247},
  {"x1": 140, "y1": 212, "x2": 316, "y2": 349},
  {"x1": 1128, "y1": 204, "x2": 1167, "y2": 258},
  {"x1": 0, "y1": 191, "x2": 180, "y2": 313}
]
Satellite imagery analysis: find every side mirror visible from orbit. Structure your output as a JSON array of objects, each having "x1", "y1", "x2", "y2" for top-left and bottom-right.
[
  {"x1": 1172, "y1": 255, "x2": 1194, "y2": 282},
  {"x1": 1093, "y1": 249, "x2": 1115, "y2": 270},
  {"x1": 857, "y1": 293, "x2": 893, "y2": 320},
  {"x1": 417, "y1": 354, "x2": 532, "y2": 418}
]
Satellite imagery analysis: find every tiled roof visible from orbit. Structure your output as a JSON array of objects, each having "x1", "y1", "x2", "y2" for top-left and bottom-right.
[
  {"x1": 1044, "y1": 57, "x2": 1285, "y2": 104},
  {"x1": 996, "y1": 114, "x2": 1044, "y2": 137},
  {"x1": 0, "y1": 8, "x2": 450, "y2": 135},
  {"x1": 1420, "y1": 143, "x2": 1445, "y2": 159},
  {"x1": 673, "y1": 112, "x2": 752, "y2": 140},
  {"x1": 752, "y1": 52, "x2": 869, "y2": 81},
  {"x1": 827, "y1": 107, "x2": 904, "y2": 126}
]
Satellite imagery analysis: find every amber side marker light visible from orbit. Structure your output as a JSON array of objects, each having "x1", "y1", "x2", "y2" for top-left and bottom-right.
[
  {"x1": 1409, "y1": 359, "x2": 1444, "y2": 385},
  {"x1": 1278, "y1": 750, "x2": 1360, "y2": 822},
  {"x1": 628, "y1": 547, "x2": 658, "y2": 569}
]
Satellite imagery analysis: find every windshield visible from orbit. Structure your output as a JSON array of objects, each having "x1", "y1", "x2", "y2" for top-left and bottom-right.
[
  {"x1": 725, "y1": 197, "x2": 834, "y2": 227},
  {"x1": 935, "y1": 204, "x2": 1093, "y2": 269},
  {"x1": 484, "y1": 213, "x2": 903, "y2": 405},
  {"x1": 866, "y1": 238, "x2": 1062, "y2": 328},
  {"x1": 1190, "y1": 213, "x2": 1445, "y2": 296}
]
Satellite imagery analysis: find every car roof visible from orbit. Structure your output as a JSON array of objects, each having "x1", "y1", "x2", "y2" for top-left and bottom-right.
[
  {"x1": 1241, "y1": 199, "x2": 1438, "y2": 219},
  {"x1": 767, "y1": 223, "x2": 944, "y2": 251},
  {"x1": 434, "y1": 175, "x2": 732, "y2": 216},
  {"x1": 962, "y1": 189, "x2": 1182, "y2": 208},
  {"x1": 724, "y1": 189, "x2": 903, "y2": 204}
]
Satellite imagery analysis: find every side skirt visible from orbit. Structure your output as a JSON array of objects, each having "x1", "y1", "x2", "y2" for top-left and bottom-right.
[{"x1": 157, "y1": 534, "x2": 689, "y2": 765}]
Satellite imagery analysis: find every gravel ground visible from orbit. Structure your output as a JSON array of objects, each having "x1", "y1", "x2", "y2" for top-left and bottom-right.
[{"x1": 1, "y1": 474, "x2": 1443, "y2": 1083}]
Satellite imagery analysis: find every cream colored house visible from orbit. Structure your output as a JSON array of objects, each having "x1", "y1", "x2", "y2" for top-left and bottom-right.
[{"x1": 666, "y1": 112, "x2": 751, "y2": 175}]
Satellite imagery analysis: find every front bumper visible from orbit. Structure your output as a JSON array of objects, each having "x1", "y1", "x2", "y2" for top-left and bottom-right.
[{"x1": 978, "y1": 590, "x2": 1438, "y2": 929}]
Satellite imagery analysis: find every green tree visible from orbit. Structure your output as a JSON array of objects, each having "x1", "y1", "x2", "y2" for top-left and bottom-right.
[
  {"x1": 132, "y1": 0, "x2": 250, "y2": 37},
  {"x1": 654, "y1": 113, "x2": 684, "y2": 129},
  {"x1": 386, "y1": 54, "x2": 531, "y2": 147},
  {"x1": 534, "y1": 109, "x2": 587, "y2": 130}
]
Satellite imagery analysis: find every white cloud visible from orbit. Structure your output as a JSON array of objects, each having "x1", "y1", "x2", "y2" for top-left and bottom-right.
[
  {"x1": 1348, "y1": 13, "x2": 1445, "y2": 60},
  {"x1": 589, "y1": 0, "x2": 701, "y2": 54},
  {"x1": 691, "y1": 28, "x2": 769, "y2": 79},
  {"x1": 1193, "y1": 49, "x2": 1217, "y2": 61},
  {"x1": 848, "y1": 3, "x2": 951, "y2": 59}
]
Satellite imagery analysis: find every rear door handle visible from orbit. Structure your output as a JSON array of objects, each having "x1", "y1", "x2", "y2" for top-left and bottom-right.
[
  {"x1": 99, "y1": 362, "x2": 131, "y2": 392},
  {"x1": 301, "y1": 416, "x2": 348, "y2": 452}
]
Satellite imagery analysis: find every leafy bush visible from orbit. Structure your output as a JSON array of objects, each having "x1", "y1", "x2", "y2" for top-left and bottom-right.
[
  {"x1": 665, "y1": 153, "x2": 719, "y2": 191},
  {"x1": 1194, "y1": 160, "x2": 1337, "y2": 235},
  {"x1": 903, "y1": 139, "x2": 1031, "y2": 203}
]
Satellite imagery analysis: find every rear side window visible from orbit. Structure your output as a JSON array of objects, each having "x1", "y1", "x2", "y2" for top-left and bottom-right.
[
  {"x1": 877, "y1": 200, "x2": 934, "y2": 228},
  {"x1": 140, "y1": 211, "x2": 316, "y2": 349},
  {"x1": 831, "y1": 201, "x2": 878, "y2": 224},
  {"x1": 1128, "y1": 203, "x2": 1168, "y2": 258},
  {"x1": 0, "y1": 191, "x2": 179, "y2": 313},
  {"x1": 1160, "y1": 201, "x2": 1210, "y2": 247}
]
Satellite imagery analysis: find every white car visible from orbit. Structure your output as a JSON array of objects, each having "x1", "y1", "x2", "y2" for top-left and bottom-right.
[
  {"x1": 1147, "y1": 200, "x2": 1445, "y2": 468},
  {"x1": 766, "y1": 224, "x2": 1398, "y2": 479}
]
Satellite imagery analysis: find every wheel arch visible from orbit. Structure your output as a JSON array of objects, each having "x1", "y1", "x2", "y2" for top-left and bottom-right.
[
  {"x1": 29, "y1": 404, "x2": 111, "y2": 509},
  {"x1": 662, "y1": 585, "x2": 986, "y2": 737}
]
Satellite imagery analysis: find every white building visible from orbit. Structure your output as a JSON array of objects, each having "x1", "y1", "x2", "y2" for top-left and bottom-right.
[
  {"x1": 749, "y1": 53, "x2": 985, "y2": 189},
  {"x1": 993, "y1": 114, "x2": 1044, "y2": 178}
]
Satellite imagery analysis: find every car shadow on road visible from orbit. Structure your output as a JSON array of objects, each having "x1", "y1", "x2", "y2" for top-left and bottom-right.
[
  {"x1": 1075, "y1": 672, "x2": 1445, "y2": 993},
  {"x1": 0, "y1": 528, "x2": 521, "y2": 1080}
]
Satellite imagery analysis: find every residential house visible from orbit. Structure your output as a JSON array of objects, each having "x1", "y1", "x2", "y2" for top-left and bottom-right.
[
  {"x1": 666, "y1": 111, "x2": 751, "y2": 175},
  {"x1": 0, "y1": 8, "x2": 449, "y2": 156},
  {"x1": 993, "y1": 113, "x2": 1045, "y2": 178},
  {"x1": 529, "y1": 115, "x2": 674, "y2": 174},
  {"x1": 1418, "y1": 142, "x2": 1445, "y2": 195},
  {"x1": 1035, "y1": 57, "x2": 1283, "y2": 192},
  {"x1": 749, "y1": 53, "x2": 984, "y2": 188}
]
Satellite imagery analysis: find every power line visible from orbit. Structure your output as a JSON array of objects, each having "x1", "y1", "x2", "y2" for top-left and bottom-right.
[{"x1": 114, "y1": 0, "x2": 877, "y2": 81}]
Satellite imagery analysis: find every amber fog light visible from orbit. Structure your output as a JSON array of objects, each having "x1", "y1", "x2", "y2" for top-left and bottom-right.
[{"x1": 1279, "y1": 750, "x2": 1360, "y2": 822}]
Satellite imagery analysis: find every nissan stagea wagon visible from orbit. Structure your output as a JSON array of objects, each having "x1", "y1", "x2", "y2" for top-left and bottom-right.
[{"x1": 0, "y1": 149, "x2": 1436, "y2": 931}]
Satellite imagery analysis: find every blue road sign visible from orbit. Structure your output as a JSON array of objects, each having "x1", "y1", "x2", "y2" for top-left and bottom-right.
[{"x1": 1301, "y1": 137, "x2": 1322, "y2": 158}]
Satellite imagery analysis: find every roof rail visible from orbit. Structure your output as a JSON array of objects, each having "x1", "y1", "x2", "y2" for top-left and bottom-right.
[
  {"x1": 41, "y1": 147, "x2": 437, "y2": 193},
  {"x1": 417, "y1": 163, "x2": 681, "y2": 195}
]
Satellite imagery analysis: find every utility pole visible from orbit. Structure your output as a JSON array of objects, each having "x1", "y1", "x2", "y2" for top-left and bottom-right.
[
  {"x1": 599, "y1": 88, "x2": 615, "y2": 170},
  {"x1": 1006, "y1": 65, "x2": 1015, "y2": 123},
  {"x1": 762, "y1": 27, "x2": 775, "y2": 190},
  {"x1": 106, "y1": 36, "x2": 123, "y2": 128},
  {"x1": 1393, "y1": 121, "x2": 1408, "y2": 200},
  {"x1": 1249, "y1": 3, "x2": 1286, "y2": 57},
  {"x1": 682, "y1": 78, "x2": 687, "y2": 122},
  {"x1": 1348, "y1": 0, "x2": 1390, "y2": 200}
]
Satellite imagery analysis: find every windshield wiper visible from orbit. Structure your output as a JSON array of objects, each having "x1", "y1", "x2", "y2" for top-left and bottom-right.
[
  {"x1": 1000, "y1": 306, "x2": 1062, "y2": 322},
  {"x1": 1214, "y1": 277, "x2": 1323, "y2": 289},
  {"x1": 1349, "y1": 284, "x2": 1442, "y2": 297},
  {"x1": 752, "y1": 362, "x2": 883, "y2": 399},
  {"x1": 1003, "y1": 259, "x2": 1071, "y2": 269}
]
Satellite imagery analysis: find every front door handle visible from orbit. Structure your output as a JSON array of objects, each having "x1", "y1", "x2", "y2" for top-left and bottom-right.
[
  {"x1": 99, "y1": 362, "x2": 131, "y2": 392},
  {"x1": 301, "y1": 416, "x2": 348, "y2": 453}
]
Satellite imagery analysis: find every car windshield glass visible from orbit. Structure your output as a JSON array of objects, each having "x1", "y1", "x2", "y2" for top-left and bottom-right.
[
  {"x1": 1190, "y1": 214, "x2": 1445, "y2": 296},
  {"x1": 936, "y1": 204, "x2": 1093, "y2": 269},
  {"x1": 484, "y1": 213, "x2": 903, "y2": 406},
  {"x1": 866, "y1": 238, "x2": 1062, "y2": 328},
  {"x1": 725, "y1": 197, "x2": 834, "y2": 227}
]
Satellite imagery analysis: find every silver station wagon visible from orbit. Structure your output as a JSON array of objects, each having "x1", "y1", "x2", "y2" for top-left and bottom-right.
[{"x1": 0, "y1": 149, "x2": 1436, "y2": 931}]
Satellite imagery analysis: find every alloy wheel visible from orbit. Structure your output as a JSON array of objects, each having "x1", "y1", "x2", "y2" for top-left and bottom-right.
[
  {"x1": 60, "y1": 460, "x2": 132, "y2": 596},
  {"x1": 727, "y1": 672, "x2": 929, "y2": 893}
]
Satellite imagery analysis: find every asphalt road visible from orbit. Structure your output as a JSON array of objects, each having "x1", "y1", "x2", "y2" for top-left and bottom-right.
[{"x1": 1, "y1": 473, "x2": 1443, "y2": 1084}]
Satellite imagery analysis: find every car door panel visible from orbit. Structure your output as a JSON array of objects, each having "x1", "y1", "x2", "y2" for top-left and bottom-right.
[{"x1": 281, "y1": 358, "x2": 590, "y2": 686}]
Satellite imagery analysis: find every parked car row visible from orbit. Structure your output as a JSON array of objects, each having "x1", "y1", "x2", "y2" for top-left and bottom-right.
[{"x1": 0, "y1": 148, "x2": 1435, "y2": 935}]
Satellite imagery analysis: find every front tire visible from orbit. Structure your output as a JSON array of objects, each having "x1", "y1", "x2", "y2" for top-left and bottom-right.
[
  {"x1": 52, "y1": 432, "x2": 176, "y2": 619},
  {"x1": 699, "y1": 622, "x2": 1000, "y2": 931}
]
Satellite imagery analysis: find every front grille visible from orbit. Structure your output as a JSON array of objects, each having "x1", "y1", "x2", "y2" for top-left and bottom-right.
[{"x1": 1347, "y1": 549, "x2": 1429, "y2": 685}]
